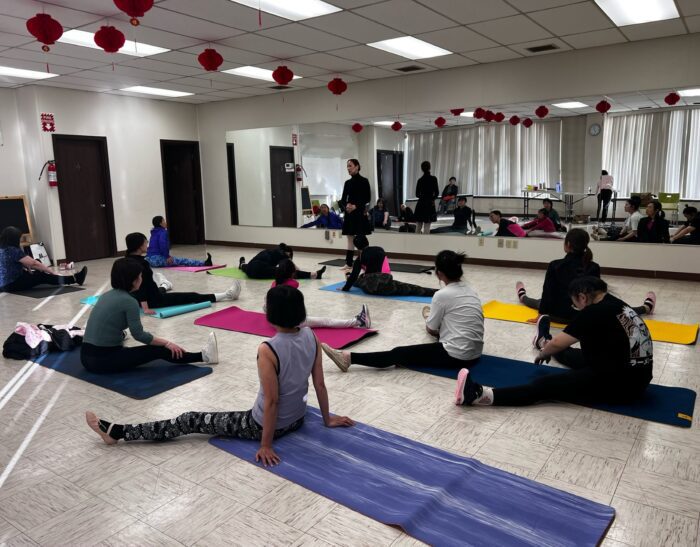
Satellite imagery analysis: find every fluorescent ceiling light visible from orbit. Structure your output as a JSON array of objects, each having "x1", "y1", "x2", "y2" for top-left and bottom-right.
[
  {"x1": 374, "y1": 121, "x2": 398, "y2": 126},
  {"x1": 460, "y1": 111, "x2": 475, "y2": 117},
  {"x1": 59, "y1": 29, "x2": 169, "y2": 57},
  {"x1": 552, "y1": 101, "x2": 588, "y2": 108},
  {"x1": 594, "y1": 0, "x2": 679, "y2": 26},
  {"x1": 229, "y1": 0, "x2": 340, "y2": 21},
  {"x1": 121, "y1": 86, "x2": 192, "y2": 97},
  {"x1": 222, "y1": 66, "x2": 302, "y2": 81},
  {"x1": 678, "y1": 88, "x2": 700, "y2": 97},
  {"x1": 0, "y1": 65, "x2": 58, "y2": 80},
  {"x1": 367, "y1": 36, "x2": 451, "y2": 60}
]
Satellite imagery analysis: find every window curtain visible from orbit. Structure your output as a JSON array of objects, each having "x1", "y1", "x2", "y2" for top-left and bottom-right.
[
  {"x1": 406, "y1": 121, "x2": 561, "y2": 197},
  {"x1": 602, "y1": 108, "x2": 700, "y2": 199}
]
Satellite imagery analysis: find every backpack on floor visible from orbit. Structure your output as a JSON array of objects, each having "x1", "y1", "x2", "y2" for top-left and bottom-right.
[{"x1": 2, "y1": 324, "x2": 84, "y2": 361}]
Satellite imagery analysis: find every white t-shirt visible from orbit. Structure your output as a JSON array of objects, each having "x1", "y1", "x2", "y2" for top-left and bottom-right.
[
  {"x1": 426, "y1": 281, "x2": 484, "y2": 360},
  {"x1": 624, "y1": 210, "x2": 643, "y2": 232}
]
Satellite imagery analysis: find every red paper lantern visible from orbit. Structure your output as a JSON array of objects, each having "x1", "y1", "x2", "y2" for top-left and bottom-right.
[
  {"x1": 509, "y1": 115, "x2": 520, "y2": 126},
  {"x1": 327, "y1": 77, "x2": 347, "y2": 95},
  {"x1": 595, "y1": 100, "x2": 611, "y2": 114},
  {"x1": 535, "y1": 105, "x2": 549, "y2": 118},
  {"x1": 474, "y1": 107, "x2": 486, "y2": 119},
  {"x1": 664, "y1": 92, "x2": 680, "y2": 105},
  {"x1": 450, "y1": 108, "x2": 464, "y2": 116},
  {"x1": 198, "y1": 48, "x2": 223, "y2": 72},
  {"x1": 484, "y1": 110, "x2": 495, "y2": 122},
  {"x1": 522, "y1": 118, "x2": 533, "y2": 128},
  {"x1": 26, "y1": 14, "x2": 63, "y2": 52},
  {"x1": 434, "y1": 116, "x2": 446, "y2": 128},
  {"x1": 494, "y1": 112, "x2": 505, "y2": 123},
  {"x1": 351, "y1": 123, "x2": 363, "y2": 133},
  {"x1": 114, "y1": 0, "x2": 154, "y2": 26},
  {"x1": 272, "y1": 65, "x2": 294, "y2": 86},
  {"x1": 94, "y1": 26, "x2": 125, "y2": 53},
  {"x1": 391, "y1": 121, "x2": 402, "y2": 131}
]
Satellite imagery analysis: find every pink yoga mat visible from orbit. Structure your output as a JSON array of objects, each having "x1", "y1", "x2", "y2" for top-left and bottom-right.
[
  {"x1": 166, "y1": 264, "x2": 226, "y2": 273},
  {"x1": 194, "y1": 306, "x2": 376, "y2": 349}
]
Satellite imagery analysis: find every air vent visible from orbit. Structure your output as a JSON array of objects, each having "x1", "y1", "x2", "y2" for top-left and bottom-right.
[
  {"x1": 638, "y1": 106, "x2": 652, "y2": 110},
  {"x1": 394, "y1": 65, "x2": 425, "y2": 72},
  {"x1": 694, "y1": 102, "x2": 700, "y2": 105},
  {"x1": 269, "y1": 85, "x2": 291, "y2": 90},
  {"x1": 526, "y1": 44, "x2": 560, "y2": 53}
]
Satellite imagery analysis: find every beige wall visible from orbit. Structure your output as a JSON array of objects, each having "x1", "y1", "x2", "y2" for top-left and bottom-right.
[{"x1": 0, "y1": 88, "x2": 28, "y2": 197}]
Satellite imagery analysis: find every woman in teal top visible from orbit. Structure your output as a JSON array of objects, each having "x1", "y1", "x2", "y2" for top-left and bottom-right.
[{"x1": 81, "y1": 258, "x2": 218, "y2": 373}]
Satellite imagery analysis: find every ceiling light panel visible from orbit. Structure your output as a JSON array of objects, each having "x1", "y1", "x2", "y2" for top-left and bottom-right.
[
  {"x1": 121, "y1": 86, "x2": 192, "y2": 97},
  {"x1": 222, "y1": 66, "x2": 303, "y2": 81},
  {"x1": 0, "y1": 66, "x2": 58, "y2": 80},
  {"x1": 374, "y1": 121, "x2": 397, "y2": 126},
  {"x1": 594, "y1": 0, "x2": 679, "y2": 26},
  {"x1": 229, "y1": 0, "x2": 340, "y2": 21},
  {"x1": 59, "y1": 30, "x2": 169, "y2": 57},
  {"x1": 678, "y1": 88, "x2": 700, "y2": 97},
  {"x1": 552, "y1": 101, "x2": 588, "y2": 108},
  {"x1": 460, "y1": 111, "x2": 475, "y2": 117},
  {"x1": 367, "y1": 36, "x2": 451, "y2": 60}
]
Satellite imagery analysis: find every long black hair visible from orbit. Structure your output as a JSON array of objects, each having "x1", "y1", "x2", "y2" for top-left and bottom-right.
[
  {"x1": 568, "y1": 276, "x2": 607, "y2": 298},
  {"x1": 125, "y1": 232, "x2": 147, "y2": 256},
  {"x1": 0, "y1": 226, "x2": 22, "y2": 249},
  {"x1": 648, "y1": 200, "x2": 665, "y2": 219},
  {"x1": 274, "y1": 258, "x2": 297, "y2": 286},
  {"x1": 565, "y1": 228, "x2": 593, "y2": 268}
]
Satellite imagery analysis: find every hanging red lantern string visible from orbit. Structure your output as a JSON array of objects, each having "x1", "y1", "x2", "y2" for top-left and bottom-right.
[
  {"x1": 391, "y1": 121, "x2": 402, "y2": 131},
  {"x1": 272, "y1": 66, "x2": 294, "y2": 86},
  {"x1": 26, "y1": 13, "x2": 63, "y2": 52},
  {"x1": 664, "y1": 92, "x2": 680, "y2": 106},
  {"x1": 509, "y1": 115, "x2": 521, "y2": 126},
  {"x1": 450, "y1": 108, "x2": 464, "y2": 116},
  {"x1": 434, "y1": 116, "x2": 446, "y2": 128},
  {"x1": 522, "y1": 118, "x2": 533, "y2": 128},
  {"x1": 94, "y1": 26, "x2": 126, "y2": 53},
  {"x1": 474, "y1": 107, "x2": 486, "y2": 119},
  {"x1": 198, "y1": 48, "x2": 223, "y2": 71},
  {"x1": 351, "y1": 123, "x2": 363, "y2": 133},
  {"x1": 535, "y1": 105, "x2": 549, "y2": 118},
  {"x1": 595, "y1": 100, "x2": 611, "y2": 114},
  {"x1": 327, "y1": 77, "x2": 347, "y2": 95},
  {"x1": 113, "y1": 0, "x2": 154, "y2": 26},
  {"x1": 484, "y1": 110, "x2": 495, "y2": 122},
  {"x1": 494, "y1": 112, "x2": 505, "y2": 123}
]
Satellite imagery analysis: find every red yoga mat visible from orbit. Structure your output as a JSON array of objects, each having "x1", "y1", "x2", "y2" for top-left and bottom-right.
[
  {"x1": 194, "y1": 306, "x2": 377, "y2": 349},
  {"x1": 166, "y1": 264, "x2": 226, "y2": 272}
]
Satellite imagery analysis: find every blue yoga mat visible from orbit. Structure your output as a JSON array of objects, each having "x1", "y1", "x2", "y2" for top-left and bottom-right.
[
  {"x1": 80, "y1": 295, "x2": 211, "y2": 318},
  {"x1": 319, "y1": 281, "x2": 433, "y2": 303},
  {"x1": 35, "y1": 348, "x2": 212, "y2": 399},
  {"x1": 408, "y1": 355, "x2": 696, "y2": 428},
  {"x1": 210, "y1": 407, "x2": 615, "y2": 547}
]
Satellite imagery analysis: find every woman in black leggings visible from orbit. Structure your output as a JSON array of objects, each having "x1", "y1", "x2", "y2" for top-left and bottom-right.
[
  {"x1": 455, "y1": 276, "x2": 653, "y2": 407},
  {"x1": 239, "y1": 243, "x2": 325, "y2": 280}
]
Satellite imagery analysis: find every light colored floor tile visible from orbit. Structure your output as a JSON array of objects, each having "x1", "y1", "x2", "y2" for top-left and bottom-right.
[
  {"x1": 96, "y1": 521, "x2": 184, "y2": 547},
  {"x1": 159, "y1": 442, "x2": 245, "y2": 484},
  {"x1": 558, "y1": 426, "x2": 636, "y2": 461},
  {"x1": 390, "y1": 535, "x2": 429, "y2": 546},
  {"x1": 418, "y1": 416, "x2": 496, "y2": 457},
  {"x1": 495, "y1": 410, "x2": 570, "y2": 448},
  {"x1": 307, "y1": 505, "x2": 402, "y2": 547},
  {"x1": 199, "y1": 457, "x2": 285, "y2": 506},
  {"x1": 627, "y1": 437, "x2": 700, "y2": 482},
  {"x1": 570, "y1": 408, "x2": 643, "y2": 439},
  {"x1": 291, "y1": 534, "x2": 335, "y2": 547},
  {"x1": 475, "y1": 432, "x2": 553, "y2": 479},
  {"x1": 615, "y1": 467, "x2": 700, "y2": 519},
  {"x1": 250, "y1": 482, "x2": 337, "y2": 532},
  {"x1": 194, "y1": 507, "x2": 304, "y2": 546},
  {"x1": 607, "y1": 498, "x2": 698, "y2": 547},
  {"x1": 1, "y1": 533, "x2": 38, "y2": 547},
  {"x1": 538, "y1": 447, "x2": 625, "y2": 496},
  {"x1": 0, "y1": 517, "x2": 22, "y2": 544}
]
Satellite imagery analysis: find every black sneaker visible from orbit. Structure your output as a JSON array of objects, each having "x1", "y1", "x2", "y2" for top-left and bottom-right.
[
  {"x1": 455, "y1": 368, "x2": 483, "y2": 406},
  {"x1": 74, "y1": 266, "x2": 88, "y2": 286},
  {"x1": 204, "y1": 253, "x2": 213, "y2": 266},
  {"x1": 316, "y1": 265, "x2": 326, "y2": 279},
  {"x1": 238, "y1": 257, "x2": 246, "y2": 269},
  {"x1": 532, "y1": 315, "x2": 552, "y2": 350}
]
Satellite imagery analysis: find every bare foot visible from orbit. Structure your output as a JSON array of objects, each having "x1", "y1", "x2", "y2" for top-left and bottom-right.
[{"x1": 85, "y1": 411, "x2": 118, "y2": 445}]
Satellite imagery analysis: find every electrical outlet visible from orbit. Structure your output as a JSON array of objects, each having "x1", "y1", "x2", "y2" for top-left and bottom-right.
[
  {"x1": 505, "y1": 240, "x2": 512, "y2": 248},
  {"x1": 478, "y1": 237, "x2": 484, "y2": 247},
  {"x1": 325, "y1": 230, "x2": 330, "y2": 241},
  {"x1": 497, "y1": 239, "x2": 504, "y2": 248},
  {"x1": 512, "y1": 240, "x2": 518, "y2": 249}
]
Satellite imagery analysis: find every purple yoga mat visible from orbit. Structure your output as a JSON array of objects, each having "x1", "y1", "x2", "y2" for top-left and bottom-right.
[
  {"x1": 166, "y1": 264, "x2": 226, "y2": 272},
  {"x1": 194, "y1": 306, "x2": 376, "y2": 349}
]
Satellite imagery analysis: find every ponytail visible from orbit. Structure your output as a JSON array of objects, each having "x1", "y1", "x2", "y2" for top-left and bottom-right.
[
  {"x1": 274, "y1": 258, "x2": 297, "y2": 286},
  {"x1": 564, "y1": 228, "x2": 593, "y2": 268}
]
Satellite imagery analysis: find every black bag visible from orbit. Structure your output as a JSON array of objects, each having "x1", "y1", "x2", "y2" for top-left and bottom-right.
[{"x1": 2, "y1": 324, "x2": 84, "y2": 361}]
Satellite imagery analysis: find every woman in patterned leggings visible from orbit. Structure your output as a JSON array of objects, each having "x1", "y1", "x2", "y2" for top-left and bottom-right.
[{"x1": 86, "y1": 285, "x2": 354, "y2": 466}]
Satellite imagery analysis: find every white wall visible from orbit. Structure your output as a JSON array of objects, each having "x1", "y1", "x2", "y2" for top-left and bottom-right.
[{"x1": 0, "y1": 88, "x2": 28, "y2": 197}]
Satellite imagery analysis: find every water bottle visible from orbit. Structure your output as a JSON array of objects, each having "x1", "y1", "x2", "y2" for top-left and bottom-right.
[
  {"x1": 555, "y1": 181, "x2": 562, "y2": 192},
  {"x1": 588, "y1": 186, "x2": 592, "y2": 194}
]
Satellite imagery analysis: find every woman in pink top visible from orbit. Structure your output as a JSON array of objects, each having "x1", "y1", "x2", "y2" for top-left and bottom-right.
[
  {"x1": 523, "y1": 209, "x2": 564, "y2": 238},
  {"x1": 596, "y1": 170, "x2": 614, "y2": 223}
]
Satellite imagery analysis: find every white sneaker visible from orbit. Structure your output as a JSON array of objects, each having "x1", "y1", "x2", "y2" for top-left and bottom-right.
[
  {"x1": 321, "y1": 343, "x2": 350, "y2": 372},
  {"x1": 224, "y1": 281, "x2": 242, "y2": 301},
  {"x1": 202, "y1": 332, "x2": 219, "y2": 364},
  {"x1": 153, "y1": 272, "x2": 172, "y2": 291}
]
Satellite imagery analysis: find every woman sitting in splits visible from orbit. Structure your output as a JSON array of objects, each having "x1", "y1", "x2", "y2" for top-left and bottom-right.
[
  {"x1": 86, "y1": 285, "x2": 355, "y2": 467},
  {"x1": 146, "y1": 215, "x2": 213, "y2": 268},
  {"x1": 341, "y1": 235, "x2": 436, "y2": 297},
  {"x1": 455, "y1": 276, "x2": 653, "y2": 408},
  {"x1": 239, "y1": 243, "x2": 325, "y2": 280},
  {"x1": 272, "y1": 259, "x2": 370, "y2": 329},
  {"x1": 126, "y1": 233, "x2": 240, "y2": 314},
  {"x1": 522, "y1": 208, "x2": 564, "y2": 238},
  {"x1": 323, "y1": 250, "x2": 483, "y2": 372},
  {"x1": 516, "y1": 229, "x2": 656, "y2": 323},
  {"x1": 81, "y1": 258, "x2": 217, "y2": 373},
  {"x1": 0, "y1": 226, "x2": 87, "y2": 292}
]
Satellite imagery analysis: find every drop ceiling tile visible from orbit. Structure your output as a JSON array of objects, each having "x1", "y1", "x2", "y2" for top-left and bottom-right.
[
  {"x1": 181, "y1": 43, "x2": 274, "y2": 66},
  {"x1": 417, "y1": 26, "x2": 499, "y2": 52},
  {"x1": 620, "y1": 18, "x2": 687, "y2": 41},
  {"x1": 290, "y1": 52, "x2": 367, "y2": 72},
  {"x1": 204, "y1": 89, "x2": 255, "y2": 98},
  {"x1": 0, "y1": 14, "x2": 34, "y2": 35},
  {"x1": 119, "y1": 57, "x2": 205, "y2": 77},
  {"x1": 529, "y1": 2, "x2": 613, "y2": 35},
  {"x1": 417, "y1": 0, "x2": 518, "y2": 24},
  {"x1": 67, "y1": 69, "x2": 153, "y2": 85},
  {"x1": 463, "y1": 46, "x2": 522, "y2": 63},
  {"x1": 0, "y1": 1, "x2": 104, "y2": 28},
  {"x1": 561, "y1": 28, "x2": 627, "y2": 49},
  {"x1": 514, "y1": 0, "x2": 585, "y2": 12},
  {"x1": 73, "y1": 22, "x2": 200, "y2": 50},
  {"x1": 0, "y1": 56, "x2": 81, "y2": 75},
  {"x1": 148, "y1": 50, "x2": 200, "y2": 68},
  {"x1": 468, "y1": 15, "x2": 553, "y2": 45},
  {"x1": 328, "y1": 44, "x2": 404, "y2": 65},
  {"x1": 509, "y1": 37, "x2": 573, "y2": 56},
  {"x1": 303, "y1": 11, "x2": 401, "y2": 42},
  {"x1": 166, "y1": 76, "x2": 240, "y2": 90},
  {"x1": 379, "y1": 60, "x2": 437, "y2": 73},
  {"x1": 36, "y1": 80, "x2": 111, "y2": 92},
  {"x1": 354, "y1": 0, "x2": 455, "y2": 34},
  {"x1": 677, "y1": 0, "x2": 700, "y2": 17},
  {"x1": 287, "y1": 77, "x2": 329, "y2": 88},
  {"x1": 0, "y1": 32, "x2": 31, "y2": 47},
  {"x1": 345, "y1": 66, "x2": 397, "y2": 79},
  {"x1": 218, "y1": 34, "x2": 314, "y2": 59},
  {"x1": 422, "y1": 53, "x2": 478, "y2": 69},
  {"x1": 158, "y1": 0, "x2": 288, "y2": 31},
  {"x1": 328, "y1": 0, "x2": 383, "y2": 8},
  {"x1": 686, "y1": 15, "x2": 700, "y2": 32},
  {"x1": 258, "y1": 23, "x2": 356, "y2": 51},
  {"x1": 92, "y1": 64, "x2": 179, "y2": 82},
  {"x1": 23, "y1": 42, "x2": 133, "y2": 63},
  {"x1": 237, "y1": 86, "x2": 279, "y2": 95},
  {"x1": 142, "y1": 7, "x2": 245, "y2": 40},
  {"x1": 257, "y1": 59, "x2": 331, "y2": 77},
  {"x1": 0, "y1": 47, "x2": 105, "y2": 69}
]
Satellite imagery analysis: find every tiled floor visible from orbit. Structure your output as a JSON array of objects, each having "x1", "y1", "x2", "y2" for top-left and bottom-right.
[{"x1": 0, "y1": 244, "x2": 698, "y2": 546}]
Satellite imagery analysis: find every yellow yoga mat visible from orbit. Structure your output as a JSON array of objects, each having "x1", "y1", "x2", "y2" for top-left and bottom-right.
[{"x1": 482, "y1": 301, "x2": 699, "y2": 345}]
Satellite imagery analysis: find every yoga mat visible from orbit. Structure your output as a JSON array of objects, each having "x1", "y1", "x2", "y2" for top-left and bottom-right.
[
  {"x1": 408, "y1": 355, "x2": 696, "y2": 428},
  {"x1": 194, "y1": 306, "x2": 376, "y2": 349},
  {"x1": 319, "y1": 258, "x2": 433, "y2": 274},
  {"x1": 165, "y1": 264, "x2": 226, "y2": 273},
  {"x1": 6, "y1": 285, "x2": 84, "y2": 298},
  {"x1": 207, "y1": 267, "x2": 262, "y2": 280},
  {"x1": 210, "y1": 407, "x2": 615, "y2": 547},
  {"x1": 80, "y1": 295, "x2": 211, "y2": 319},
  {"x1": 319, "y1": 281, "x2": 433, "y2": 304},
  {"x1": 35, "y1": 348, "x2": 212, "y2": 399},
  {"x1": 482, "y1": 300, "x2": 699, "y2": 345}
]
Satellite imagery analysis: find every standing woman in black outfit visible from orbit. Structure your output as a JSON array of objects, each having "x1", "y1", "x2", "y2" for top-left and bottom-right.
[
  {"x1": 414, "y1": 161, "x2": 439, "y2": 234},
  {"x1": 340, "y1": 159, "x2": 372, "y2": 267}
]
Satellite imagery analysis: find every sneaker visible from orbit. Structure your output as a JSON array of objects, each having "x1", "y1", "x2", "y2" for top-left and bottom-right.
[
  {"x1": 238, "y1": 257, "x2": 246, "y2": 269},
  {"x1": 532, "y1": 315, "x2": 552, "y2": 350},
  {"x1": 225, "y1": 280, "x2": 242, "y2": 301},
  {"x1": 321, "y1": 343, "x2": 350, "y2": 372},
  {"x1": 644, "y1": 291, "x2": 656, "y2": 315},
  {"x1": 422, "y1": 305, "x2": 431, "y2": 321},
  {"x1": 202, "y1": 332, "x2": 218, "y2": 365},
  {"x1": 204, "y1": 253, "x2": 213, "y2": 266},
  {"x1": 515, "y1": 281, "x2": 526, "y2": 302},
  {"x1": 454, "y1": 369, "x2": 483, "y2": 406},
  {"x1": 74, "y1": 266, "x2": 88, "y2": 286},
  {"x1": 121, "y1": 330, "x2": 129, "y2": 341},
  {"x1": 355, "y1": 304, "x2": 371, "y2": 328},
  {"x1": 316, "y1": 265, "x2": 327, "y2": 279}
]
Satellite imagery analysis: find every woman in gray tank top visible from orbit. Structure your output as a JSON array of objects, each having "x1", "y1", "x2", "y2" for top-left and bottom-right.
[{"x1": 85, "y1": 286, "x2": 354, "y2": 467}]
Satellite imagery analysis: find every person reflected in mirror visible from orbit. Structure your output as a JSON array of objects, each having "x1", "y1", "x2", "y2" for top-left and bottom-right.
[
  {"x1": 523, "y1": 208, "x2": 564, "y2": 238},
  {"x1": 398, "y1": 203, "x2": 416, "y2": 233},
  {"x1": 239, "y1": 243, "x2": 325, "y2": 280},
  {"x1": 300, "y1": 204, "x2": 343, "y2": 230},
  {"x1": 340, "y1": 159, "x2": 372, "y2": 269},
  {"x1": 596, "y1": 170, "x2": 615, "y2": 223},
  {"x1": 593, "y1": 196, "x2": 642, "y2": 241},
  {"x1": 431, "y1": 197, "x2": 476, "y2": 234},
  {"x1": 369, "y1": 198, "x2": 391, "y2": 230},
  {"x1": 438, "y1": 177, "x2": 459, "y2": 215},
  {"x1": 637, "y1": 201, "x2": 670, "y2": 244},
  {"x1": 414, "y1": 161, "x2": 439, "y2": 234},
  {"x1": 542, "y1": 198, "x2": 565, "y2": 232},
  {"x1": 488, "y1": 210, "x2": 526, "y2": 237},
  {"x1": 146, "y1": 216, "x2": 212, "y2": 268},
  {"x1": 670, "y1": 206, "x2": 700, "y2": 245}
]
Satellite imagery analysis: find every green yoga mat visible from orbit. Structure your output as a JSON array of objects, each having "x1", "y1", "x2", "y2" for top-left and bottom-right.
[{"x1": 206, "y1": 267, "x2": 255, "y2": 280}]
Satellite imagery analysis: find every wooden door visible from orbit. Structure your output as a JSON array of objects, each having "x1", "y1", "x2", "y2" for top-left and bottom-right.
[
  {"x1": 52, "y1": 135, "x2": 116, "y2": 261},
  {"x1": 161, "y1": 141, "x2": 205, "y2": 244},
  {"x1": 377, "y1": 150, "x2": 403, "y2": 215},
  {"x1": 226, "y1": 143, "x2": 239, "y2": 225},
  {"x1": 269, "y1": 146, "x2": 297, "y2": 227}
]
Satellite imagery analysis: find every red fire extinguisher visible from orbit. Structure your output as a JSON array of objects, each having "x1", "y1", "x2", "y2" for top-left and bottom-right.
[
  {"x1": 39, "y1": 160, "x2": 58, "y2": 187},
  {"x1": 295, "y1": 164, "x2": 306, "y2": 183}
]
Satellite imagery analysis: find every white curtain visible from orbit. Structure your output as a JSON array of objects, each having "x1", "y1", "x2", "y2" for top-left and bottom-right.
[
  {"x1": 602, "y1": 108, "x2": 700, "y2": 198},
  {"x1": 406, "y1": 121, "x2": 561, "y2": 197}
]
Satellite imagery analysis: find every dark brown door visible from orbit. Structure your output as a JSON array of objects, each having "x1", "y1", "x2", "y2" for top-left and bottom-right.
[
  {"x1": 52, "y1": 135, "x2": 116, "y2": 262},
  {"x1": 226, "y1": 143, "x2": 239, "y2": 225},
  {"x1": 377, "y1": 150, "x2": 403, "y2": 215},
  {"x1": 161, "y1": 141, "x2": 205, "y2": 244},
  {"x1": 269, "y1": 146, "x2": 297, "y2": 227}
]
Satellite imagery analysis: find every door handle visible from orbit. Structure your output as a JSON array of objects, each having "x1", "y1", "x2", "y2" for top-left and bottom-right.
[{"x1": 99, "y1": 203, "x2": 106, "y2": 208}]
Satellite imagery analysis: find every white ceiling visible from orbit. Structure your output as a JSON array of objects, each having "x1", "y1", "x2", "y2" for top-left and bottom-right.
[{"x1": 0, "y1": 0, "x2": 698, "y2": 105}]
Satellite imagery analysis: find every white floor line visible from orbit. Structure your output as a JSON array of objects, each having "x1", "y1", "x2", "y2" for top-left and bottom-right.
[
  {"x1": 0, "y1": 363, "x2": 40, "y2": 413},
  {"x1": 31, "y1": 294, "x2": 56, "y2": 312},
  {"x1": 0, "y1": 361, "x2": 35, "y2": 402}
]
